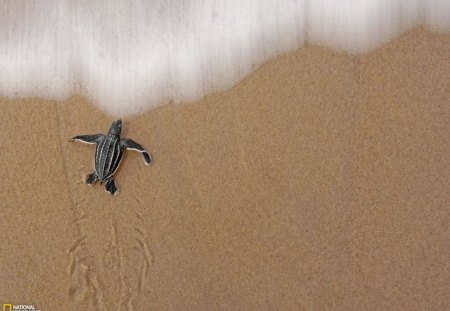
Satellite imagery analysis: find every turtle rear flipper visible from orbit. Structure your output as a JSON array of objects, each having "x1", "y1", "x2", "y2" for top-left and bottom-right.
[
  {"x1": 86, "y1": 172, "x2": 98, "y2": 186},
  {"x1": 120, "y1": 138, "x2": 152, "y2": 165},
  {"x1": 105, "y1": 178, "x2": 119, "y2": 196},
  {"x1": 69, "y1": 134, "x2": 105, "y2": 144}
]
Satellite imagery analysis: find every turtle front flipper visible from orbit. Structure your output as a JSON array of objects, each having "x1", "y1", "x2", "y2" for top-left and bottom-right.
[
  {"x1": 105, "y1": 178, "x2": 119, "y2": 196},
  {"x1": 120, "y1": 138, "x2": 152, "y2": 165},
  {"x1": 86, "y1": 172, "x2": 98, "y2": 186},
  {"x1": 69, "y1": 134, "x2": 105, "y2": 144}
]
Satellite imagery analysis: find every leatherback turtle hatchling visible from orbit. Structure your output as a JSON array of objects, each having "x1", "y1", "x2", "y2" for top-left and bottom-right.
[{"x1": 69, "y1": 119, "x2": 151, "y2": 195}]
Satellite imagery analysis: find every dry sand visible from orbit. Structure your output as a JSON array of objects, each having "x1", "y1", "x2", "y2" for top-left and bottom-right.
[{"x1": 1, "y1": 28, "x2": 449, "y2": 310}]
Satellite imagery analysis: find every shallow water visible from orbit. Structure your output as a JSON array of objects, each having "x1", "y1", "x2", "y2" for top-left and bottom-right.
[{"x1": 0, "y1": 0, "x2": 449, "y2": 116}]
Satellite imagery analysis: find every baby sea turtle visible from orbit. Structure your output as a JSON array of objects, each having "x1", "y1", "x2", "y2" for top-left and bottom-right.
[{"x1": 69, "y1": 119, "x2": 151, "y2": 195}]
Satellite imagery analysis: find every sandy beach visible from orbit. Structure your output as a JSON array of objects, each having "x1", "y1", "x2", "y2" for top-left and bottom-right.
[{"x1": 1, "y1": 28, "x2": 449, "y2": 310}]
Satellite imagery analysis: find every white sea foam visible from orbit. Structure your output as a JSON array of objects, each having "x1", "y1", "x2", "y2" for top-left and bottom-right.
[{"x1": 0, "y1": 0, "x2": 449, "y2": 116}]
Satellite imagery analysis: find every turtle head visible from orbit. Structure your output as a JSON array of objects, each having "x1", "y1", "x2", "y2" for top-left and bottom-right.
[{"x1": 108, "y1": 119, "x2": 122, "y2": 135}]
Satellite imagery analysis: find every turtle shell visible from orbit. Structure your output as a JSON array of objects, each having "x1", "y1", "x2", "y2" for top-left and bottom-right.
[{"x1": 94, "y1": 134, "x2": 123, "y2": 181}]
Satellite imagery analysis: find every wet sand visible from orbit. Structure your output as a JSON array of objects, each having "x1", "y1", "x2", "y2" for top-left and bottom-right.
[{"x1": 1, "y1": 28, "x2": 449, "y2": 310}]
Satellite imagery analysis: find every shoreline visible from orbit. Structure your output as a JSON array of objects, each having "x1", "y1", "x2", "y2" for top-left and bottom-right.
[{"x1": 1, "y1": 28, "x2": 449, "y2": 310}]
